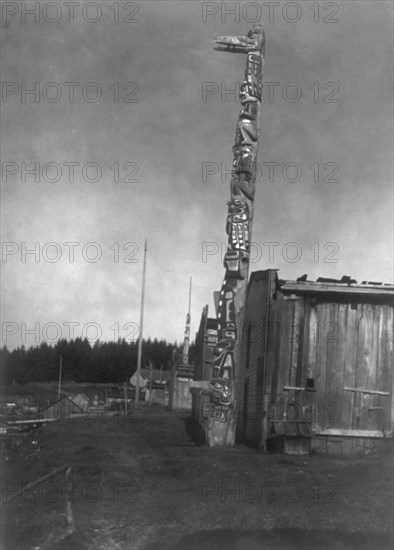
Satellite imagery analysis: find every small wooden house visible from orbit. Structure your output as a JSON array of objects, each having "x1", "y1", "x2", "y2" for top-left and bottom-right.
[
  {"x1": 237, "y1": 270, "x2": 394, "y2": 455},
  {"x1": 41, "y1": 397, "x2": 83, "y2": 420},
  {"x1": 68, "y1": 393, "x2": 89, "y2": 411},
  {"x1": 140, "y1": 367, "x2": 170, "y2": 388},
  {"x1": 130, "y1": 371, "x2": 149, "y2": 389}
]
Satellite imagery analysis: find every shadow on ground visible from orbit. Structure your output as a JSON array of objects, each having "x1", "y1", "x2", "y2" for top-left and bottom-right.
[
  {"x1": 144, "y1": 527, "x2": 393, "y2": 550},
  {"x1": 184, "y1": 416, "x2": 206, "y2": 446}
]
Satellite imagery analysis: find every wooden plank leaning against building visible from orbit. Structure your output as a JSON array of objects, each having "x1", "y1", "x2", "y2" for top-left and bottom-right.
[{"x1": 237, "y1": 270, "x2": 394, "y2": 455}]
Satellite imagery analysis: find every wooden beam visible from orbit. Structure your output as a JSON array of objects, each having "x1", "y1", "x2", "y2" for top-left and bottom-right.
[
  {"x1": 281, "y1": 282, "x2": 394, "y2": 296},
  {"x1": 344, "y1": 387, "x2": 390, "y2": 396},
  {"x1": 7, "y1": 418, "x2": 57, "y2": 425},
  {"x1": 283, "y1": 386, "x2": 316, "y2": 392},
  {"x1": 65, "y1": 466, "x2": 75, "y2": 531},
  {"x1": 314, "y1": 428, "x2": 392, "y2": 438},
  {"x1": 5, "y1": 464, "x2": 70, "y2": 502}
]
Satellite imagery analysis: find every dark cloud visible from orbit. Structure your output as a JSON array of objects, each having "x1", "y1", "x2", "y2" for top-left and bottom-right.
[{"x1": 1, "y1": 1, "x2": 392, "y2": 349}]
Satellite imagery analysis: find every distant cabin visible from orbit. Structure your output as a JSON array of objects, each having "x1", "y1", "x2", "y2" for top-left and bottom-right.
[
  {"x1": 130, "y1": 368, "x2": 170, "y2": 389},
  {"x1": 141, "y1": 367, "x2": 170, "y2": 388},
  {"x1": 41, "y1": 397, "x2": 83, "y2": 420},
  {"x1": 130, "y1": 371, "x2": 149, "y2": 389},
  {"x1": 68, "y1": 393, "x2": 90, "y2": 411}
]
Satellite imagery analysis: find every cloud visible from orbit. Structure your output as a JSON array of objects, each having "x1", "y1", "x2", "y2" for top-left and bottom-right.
[{"x1": 1, "y1": 1, "x2": 393, "y2": 349}]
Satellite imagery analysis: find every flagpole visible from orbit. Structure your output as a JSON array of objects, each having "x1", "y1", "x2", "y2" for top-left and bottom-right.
[{"x1": 135, "y1": 238, "x2": 147, "y2": 409}]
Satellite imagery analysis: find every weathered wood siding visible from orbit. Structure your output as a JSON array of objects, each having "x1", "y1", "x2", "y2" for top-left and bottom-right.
[
  {"x1": 237, "y1": 270, "x2": 394, "y2": 453},
  {"x1": 237, "y1": 271, "x2": 271, "y2": 446},
  {"x1": 194, "y1": 306, "x2": 218, "y2": 382},
  {"x1": 194, "y1": 306, "x2": 208, "y2": 381}
]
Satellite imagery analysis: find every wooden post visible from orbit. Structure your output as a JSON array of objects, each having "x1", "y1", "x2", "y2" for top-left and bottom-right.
[
  {"x1": 169, "y1": 350, "x2": 177, "y2": 411},
  {"x1": 58, "y1": 355, "x2": 63, "y2": 400},
  {"x1": 65, "y1": 466, "x2": 75, "y2": 533},
  {"x1": 149, "y1": 361, "x2": 153, "y2": 404},
  {"x1": 124, "y1": 381, "x2": 128, "y2": 414},
  {"x1": 135, "y1": 238, "x2": 147, "y2": 409},
  {"x1": 182, "y1": 277, "x2": 192, "y2": 365},
  {"x1": 6, "y1": 464, "x2": 69, "y2": 502},
  {"x1": 260, "y1": 394, "x2": 270, "y2": 451}
]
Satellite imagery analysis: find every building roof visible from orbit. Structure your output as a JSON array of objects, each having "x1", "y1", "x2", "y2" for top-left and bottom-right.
[
  {"x1": 249, "y1": 270, "x2": 394, "y2": 300},
  {"x1": 140, "y1": 368, "x2": 171, "y2": 382},
  {"x1": 67, "y1": 393, "x2": 89, "y2": 401},
  {"x1": 41, "y1": 396, "x2": 84, "y2": 412},
  {"x1": 280, "y1": 280, "x2": 394, "y2": 298}
]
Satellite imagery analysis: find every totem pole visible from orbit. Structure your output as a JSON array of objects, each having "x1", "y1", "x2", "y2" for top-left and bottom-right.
[{"x1": 205, "y1": 25, "x2": 265, "y2": 446}]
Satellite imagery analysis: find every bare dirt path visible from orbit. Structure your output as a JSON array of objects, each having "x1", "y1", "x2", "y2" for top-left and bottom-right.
[{"x1": 2, "y1": 406, "x2": 393, "y2": 550}]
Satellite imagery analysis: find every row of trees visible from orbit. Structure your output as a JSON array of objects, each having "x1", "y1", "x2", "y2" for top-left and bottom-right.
[{"x1": 0, "y1": 338, "x2": 195, "y2": 385}]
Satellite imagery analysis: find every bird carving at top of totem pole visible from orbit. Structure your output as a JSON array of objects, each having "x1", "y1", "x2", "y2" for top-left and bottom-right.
[{"x1": 214, "y1": 24, "x2": 265, "y2": 55}]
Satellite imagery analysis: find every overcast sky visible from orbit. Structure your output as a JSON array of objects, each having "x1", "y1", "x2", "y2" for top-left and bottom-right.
[{"x1": 1, "y1": 0, "x2": 393, "y2": 350}]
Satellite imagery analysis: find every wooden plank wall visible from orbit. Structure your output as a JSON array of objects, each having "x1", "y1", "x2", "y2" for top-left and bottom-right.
[
  {"x1": 237, "y1": 273, "x2": 269, "y2": 446},
  {"x1": 193, "y1": 306, "x2": 218, "y2": 382},
  {"x1": 270, "y1": 296, "x2": 393, "y2": 454},
  {"x1": 383, "y1": 306, "x2": 394, "y2": 433},
  {"x1": 236, "y1": 270, "x2": 393, "y2": 453},
  {"x1": 194, "y1": 306, "x2": 208, "y2": 381},
  {"x1": 269, "y1": 296, "x2": 297, "y2": 426}
]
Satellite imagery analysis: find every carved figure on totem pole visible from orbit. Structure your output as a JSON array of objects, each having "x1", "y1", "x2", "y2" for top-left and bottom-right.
[
  {"x1": 223, "y1": 199, "x2": 250, "y2": 278},
  {"x1": 223, "y1": 249, "x2": 245, "y2": 278},
  {"x1": 214, "y1": 24, "x2": 265, "y2": 55},
  {"x1": 245, "y1": 53, "x2": 264, "y2": 100},
  {"x1": 210, "y1": 346, "x2": 235, "y2": 407},
  {"x1": 216, "y1": 283, "x2": 236, "y2": 338},
  {"x1": 209, "y1": 281, "x2": 236, "y2": 407},
  {"x1": 210, "y1": 376, "x2": 234, "y2": 407},
  {"x1": 226, "y1": 200, "x2": 249, "y2": 251},
  {"x1": 236, "y1": 85, "x2": 259, "y2": 143}
]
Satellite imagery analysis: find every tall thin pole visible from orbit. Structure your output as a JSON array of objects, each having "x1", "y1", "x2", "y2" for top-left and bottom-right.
[
  {"x1": 58, "y1": 355, "x2": 62, "y2": 400},
  {"x1": 124, "y1": 381, "x2": 128, "y2": 414},
  {"x1": 149, "y1": 360, "x2": 153, "y2": 405},
  {"x1": 182, "y1": 276, "x2": 192, "y2": 365},
  {"x1": 135, "y1": 238, "x2": 147, "y2": 409},
  {"x1": 188, "y1": 276, "x2": 192, "y2": 315}
]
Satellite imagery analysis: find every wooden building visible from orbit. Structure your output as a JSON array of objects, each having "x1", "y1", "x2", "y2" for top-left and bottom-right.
[
  {"x1": 67, "y1": 393, "x2": 89, "y2": 411},
  {"x1": 41, "y1": 397, "x2": 83, "y2": 420},
  {"x1": 194, "y1": 305, "x2": 218, "y2": 382},
  {"x1": 236, "y1": 269, "x2": 394, "y2": 454},
  {"x1": 140, "y1": 366, "x2": 171, "y2": 406},
  {"x1": 140, "y1": 367, "x2": 171, "y2": 388},
  {"x1": 169, "y1": 359, "x2": 197, "y2": 410}
]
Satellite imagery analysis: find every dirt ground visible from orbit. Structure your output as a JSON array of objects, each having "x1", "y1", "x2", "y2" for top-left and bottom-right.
[{"x1": 1, "y1": 405, "x2": 393, "y2": 550}]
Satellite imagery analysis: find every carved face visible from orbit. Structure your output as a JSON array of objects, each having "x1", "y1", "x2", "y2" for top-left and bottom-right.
[
  {"x1": 224, "y1": 249, "x2": 247, "y2": 279},
  {"x1": 240, "y1": 83, "x2": 255, "y2": 104},
  {"x1": 225, "y1": 200, "x2": 250, "y2": 254},
  {"x1": 230, "y1": 200, "x2": 249, "y2": 221},
  {"x1": 209, "y1": 378, "x2": 234, "y2": 407},
  {"x1": 246, "y1": 25, "x2": 264, "y2": 54},
  {"x1": 212, "y1": 348, "x2": 234, "y2": 380},
  {"x1": 217, "y1": 285, "x2": 235, "y2": 333}
]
